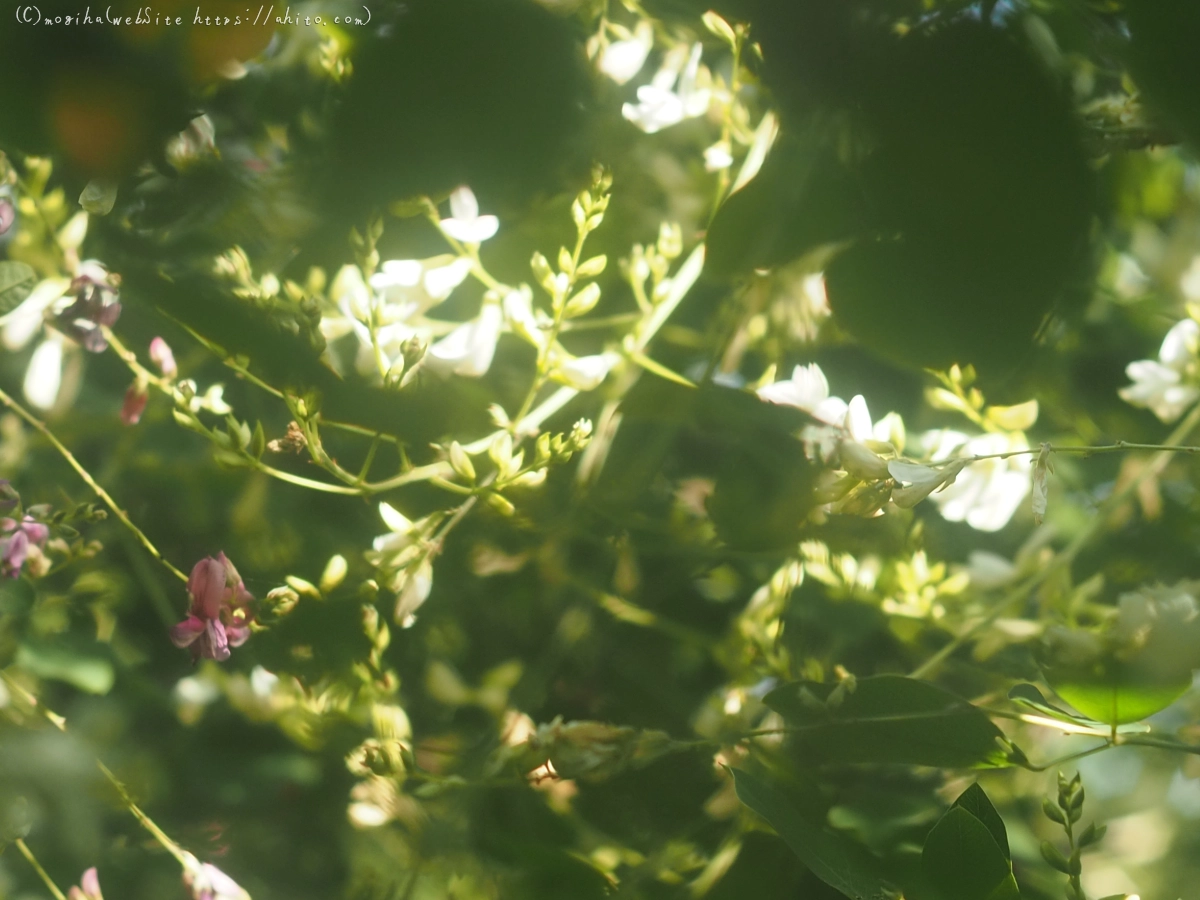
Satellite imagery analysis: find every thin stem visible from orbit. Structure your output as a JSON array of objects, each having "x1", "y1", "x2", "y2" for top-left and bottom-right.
[
  {"x1": 95, "y1": 760, "x2": 189, "y2": 865},
  {"x1": 13, "y1": 839, "x2": 68, "y2": 900},
  {"x1": 0, "y1": 385, "x2": 188, "y2": 583},
  {"x1": 0, "y1": 673, "x2": 190, "y2": 865},
  {"x1": 1023, "y1": 741, "x2": 1113, "y2": 773}
]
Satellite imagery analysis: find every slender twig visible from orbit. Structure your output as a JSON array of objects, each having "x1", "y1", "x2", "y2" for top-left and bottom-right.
[
  {"x1": 0, "y1": 673, "x2": 190, "y2": 864},
  {"x1": 13, "y1": 839, "x2": 68, "y2": 900},
  {"x1": 0, "y1": 385, "x2": 188, "y2": 583}
]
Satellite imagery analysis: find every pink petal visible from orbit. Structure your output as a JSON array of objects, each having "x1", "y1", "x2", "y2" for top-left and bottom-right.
[
  {"x1": 80, "y1": 867, "x2": 102, "y2": 899},
  {"x1": 203, "y1": 619, "x2": 231, "y2": 661},
  {"x1": 188, "y1": 557, "x2": 227, "y2": 620},
  {"x1": 20, "y1": 518, "x2": 48, "y2": 545},
  {"x1": 170, "y1": 616, "x2": 205, "y2": 648},
  {"x1": 216, "y1": 551, "x2": 241, "y2": 589},
  {"x1": 226, "y1": 622, "x2": 251, "y2": 648}
]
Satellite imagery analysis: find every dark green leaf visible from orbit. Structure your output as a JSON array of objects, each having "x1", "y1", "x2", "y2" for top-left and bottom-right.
[
  {"x1": 0, "y1": 261, "x2": 38, "y2": 317},
  {"x1": 922, "y1": 807, "x2": 1018, "y2": 900},
  {"x1": 765, "y1": 675, "x2": 1012, "y2": 768},
  {"x1": 952, "y1": 784, "x2": 1009, "y2": 860},
  {"x1": 732, "y1": 768, "x2": 897, "y2": 900}
]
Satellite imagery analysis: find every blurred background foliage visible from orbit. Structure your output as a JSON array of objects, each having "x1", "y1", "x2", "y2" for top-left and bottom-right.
[{"x1": 3, "y1": 1, "x2": 1200, "y2": 899}]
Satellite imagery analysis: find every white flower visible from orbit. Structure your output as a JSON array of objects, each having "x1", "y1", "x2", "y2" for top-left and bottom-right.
[
  {"x1": 622, "y1": 42, "x2": 711, "y2": 134},
  {"x1": 425, "y1": 297, "x2": 503, "y2": 377},
  {"x1": 503, "y1": 285, "x2": 546, "y2": 350},
  {"x1": 598, "y1": 21, "x2": 653, "y2": 85},
  {"x1": 921, "y1": 430, "x2": 1031, "y2": 532},
  {"x1": 187, "y1": 384, "x2": 232, "y2": 416},
  {"x1": 1119, "y1": 318, "x2": 1200, "y2": 422},
  {"x1": 756, "y1": 363, "x2": 848, "y2": 424},
  {"x1": 373, "y1": 501, "x2": 416, "y2": 555},
  {"x1": 553, "y1": 352, "x2": 620, "y2": 390},
  {"x1": 703, "y1": 140, "x2": 733, "y2": 172},
  {"x1": 24, "y1": 334, "x2": 64, "y2": 410},
  {"x1": 439, "y1": 186, "x2": 499, "y2": 244},
  {"x1": 394, "y1": 558, "x2": 432, "y2": 628}
]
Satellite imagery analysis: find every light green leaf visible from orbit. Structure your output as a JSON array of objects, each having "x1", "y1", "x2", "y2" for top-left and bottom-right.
[
  {"x1": 16, "y1": 642, "x2": 114, "y2": 695},
  {"x1": 1007, "y1": 683, "x2": 1149, "y2": 735},
  {"x1": 0, "y1": 261, "x2": 38, "y2": 317},
  {"x1": 764, "y1": 675, "x2": 1013, "y2": 769},
  {"x1": 79, "y1": 179, "x2": 118, "y2": 215},
  {"x1": 732, "y1": 768, "x2": 897, "y2": 900}
]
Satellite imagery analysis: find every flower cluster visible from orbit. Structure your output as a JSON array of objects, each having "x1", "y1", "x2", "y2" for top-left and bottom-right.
[
  {"x1": 56, "y1": 262, "x2": 122, "y2": 353},
  {"x1": 1, "y1": 513, "x2": 48, "y2": 578},
  {"x1": 170, "y1": 553, "x2": 254, "y2": 662},
  {"x1": 320, "y1": 186, "x2": 505, "y2": 383},
  {"x1": 756, "y1": 362, "x2": 1033, "y2": 531},
  {"x1": 1, "y1": 253, "x2": 121, "y2": 410},
  {"x1": 622, "y1": 42, "x2": 713, "y2": 134}
]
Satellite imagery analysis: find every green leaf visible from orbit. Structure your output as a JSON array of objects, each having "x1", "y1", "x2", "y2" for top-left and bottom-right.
[
  {"x1": 922, "y1": 807, "x2": 1018, "y2": 900},
  {"x1": 952, "y1": 784, "x2": 1009, "y2": 860},
  {"x1": 1043, "y1": 666, "x2": 1191, "y2": 726},
  {"x1": 16, "y1": 642, "x2": 114, "y2": 695},
  {"x1": 0, "y1": 261, "x2": 38, "y2": 317},
  {"x1": 732, "y1": 768, "x2": 897, "y2": 900},
  {"x1": 1008, "y1": 683, "x2": 1149, "y2": 735},
  {"x1": 79, "y1": 178, "x2": 118, "y2": 215},
  {"x1": 765, "y1": 675, "x2": 1013, "y2": 768}
]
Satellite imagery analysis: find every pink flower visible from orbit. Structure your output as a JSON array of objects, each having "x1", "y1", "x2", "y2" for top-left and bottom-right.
[
  {"x1": 182, "y1": 853, "x2": 251, "y2": 900},
  {"x1": 121, "y1": 383, "x2": 149, "y2": 425},
  {"x1": 0, "y1": 199, "x2": 14, "y2": 236},
  {"x1": 170, "y1": 553, "x2": 254, "y2": 662},
  {"x1": 67, "y1": 868, "x2": 103, "y2": 900},
  {"x1": 0, "y1": 515, "x2": 49, "y2": 577},
  {"x1": 56, "y1": 262, "x2": 121, "y2": 353},
  {"x1": 150, "y1": 337, "x2": 177, "y2": 378}
]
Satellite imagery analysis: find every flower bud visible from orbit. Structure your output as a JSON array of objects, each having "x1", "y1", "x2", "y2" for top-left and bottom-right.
[
  {"x1": 149, "y1": 337, "x2": 177, "y2": 377},
  {"x1": 120, "y1": 383, "x2": 149, "y2": 425},
  {"x1": 449, "y1": 441, "x2": 476, "y2": 482}
]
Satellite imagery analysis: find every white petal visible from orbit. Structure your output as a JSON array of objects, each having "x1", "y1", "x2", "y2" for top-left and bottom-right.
[
  {"x1": 704, "y1": 141, "x2": 733, "y2": 171},
  {"x1": 423, "y1": 256, "x2": 473, "y2": 300},
  {"x1": 425, "y1": 301, "x2": 503, "y2": 377},
  {"x1": 379, "y1": 501, "x2": 412, "y2": 534},
  {"x1": 555, "y1": 352, "x2": 620, "y2": 390},
  {"x1": 599, "y1": 22, "x2": 653, "y2": 85},
  {"x1": 845, "y1": 395, "x2": 873, "y2": 442},
  {"x1": 1160, "y1": 318, "x2": 1200, "y2": 369},
  {"x1": 24, "y1": 337, "x2": 63, "y2": 410},
  {"x1": 395, "y1": 560, "x2": 433, "y2": 627},
  {"x1": 1, "y1": 278, "x2": 70, "y2": 349},
  {"x1": 332, "y1": 265, "x2": 372, "y2": 320},
  {"x1": 449, "y1": 186, "x2": 479, "y2": 222},
  {"x1": 440, "y1": 215, "x2": 499, "y2": 244},
  {"x1": 370, "y1": 259, "x2": 423, "y2": 289}
]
